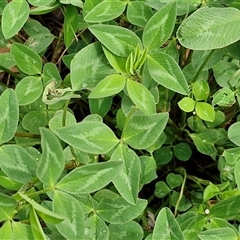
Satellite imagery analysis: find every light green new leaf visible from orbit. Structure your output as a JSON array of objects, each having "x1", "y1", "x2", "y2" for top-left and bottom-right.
[
  {"x1": 84, "y1": 215, "x2": 109, "y2": 240},
  {"x1": 0, "y1": 221, "x2": 13, "y2": 239},
  {"x1": 37, "y1": 128, "x2": 65, "y2": 187},
  {"x1": 143, "y1": 3, "x2": 176, "y2": 51},
  {"x1": 29, "y1": 206, "x2": 46, "y2": 240},
  {"x1": 198, "y1": 227, "x2": 238, "y2": 240},
  {"x1": 127, "y1": 1, "x2": 153, "y2": 28},
  {"x1": 109, "y1": 221, "x2": 143, "y2": 240},
  {"x1": 89, "y1": 25, "x2": 142, "y2": 57},
  {"x1": 0, "y1": 145, "x2": 37, "y2": 183},
  {"x1": 122, "y1": 113, "x2": 169, "y2": 149},
  {"x1": 53, "y1": 191, "x2": 84, "y2": 239},
  {"x1": 177, "y1": 6, "x2": 240, "y2": 50},
  {"x1": 228, "y1": 122, "x2": 240, "y2": 146},
  {"x1": 127, "y1": 79, "x2": 156, "y2": 115},
  {"x1": 152, "y1": 207, "x2": 184, "y2": 240},
  {"x1": 18, "y1": 192, "x2": 64, "y2": 224},
  {"x1": 195, "y1": 102, "x2": 215, "y2": 122},
  {"x1": 56, "y1": 161, "x2": 123, "y2": 194},
  {"x1": 89, "y1": 74, "x2": 126, "y2": 98},
  {"x1": 0, "y1": 193, "x2": 16, "y2": 222},
  {"x1": 148, "y1": 52, "x2": 189, "y2": 95},
  {"x1": 178, "y1": 97, "x2": 195, "y2": 112},
  {"x1": 0, "y1": 89, "x2": 19, "y2": 145},
  {"x1": 71, "y1": 42, "x2": 114, "y2": 91},
  {"x1": 28, "y1": 0, "x2": 53, "y2": 7},
  {"x1": 12, "y1": 221, "x2": 33, "y2": 240},
  {"x1": 11, "y1": 43, "x2": 42, "y2": 75},
  {"x1": 84, "y1": 0, "x2": 126, "y2": 23},
  {"x1": 55, "y1": 121, "x2": 119, "y2": 154},
  {"x1": 16, "y1": 76, "x2": 43, "y2": 106},
  {"x1": 97, "y1": 197, "x2": 147, "y2": 224},
  {"x1": 1, "y1": 0, "x2": 29, "y2": 39},
  {"x1": 110, "y1": 144, "x2": 141, "y2": 204}
]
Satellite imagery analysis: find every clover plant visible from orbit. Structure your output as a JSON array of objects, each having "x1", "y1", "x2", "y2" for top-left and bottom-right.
[{"x1": 1, "y1": 0, "x2": 240, "y2": 239}]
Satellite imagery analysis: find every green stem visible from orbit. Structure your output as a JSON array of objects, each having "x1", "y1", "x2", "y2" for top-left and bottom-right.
[
  {"x1": 62, "y1": 99, "x2": 70, "y2": 127},
  {"x1": 15, "y1": 132, "x2": 41, "y2": 139},
  {"x1": 192, "y1": 49, "x2": 215, "y2": 83},
  {"x1": 174, "y1": 167, "x2": 187, "y2": 216},
  {"x1": 0, "y1": 65, "x2": 22, "y2": 80}
]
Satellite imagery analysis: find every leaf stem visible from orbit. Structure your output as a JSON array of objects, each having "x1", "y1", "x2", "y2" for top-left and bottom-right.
[
  {"x1": 0, "y1": 65, "x2": 22, "y2": 80},
  {"x1": 191, "y1": 49, "x2": 215, "y2": 83},
  {"x1": 15, "y1": 132, "x2": 41, "y2": 139}
]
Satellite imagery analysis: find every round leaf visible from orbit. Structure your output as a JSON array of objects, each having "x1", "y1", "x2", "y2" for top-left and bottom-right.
[
  {"x1": 228, "y1": 122, "x2": 240, "y2": 146},
  {"x1": 195, "y1": 102, "x2": 215, "y2": 122},
  {"x1": 192, "y1": 80, "x2": 210, "y2": 101},
  {"x1": 166, "y1": 173, "x2": 183, "y2": 189},
  {"x1": 178, "y1": 97, "x2": 195, "y2": 112},
  {"x1": 173, "y1": 142, "x2": 192, "y2": 161},
  {"x1": 154, "y1": 181, "x2": 171, "y2": 198}
]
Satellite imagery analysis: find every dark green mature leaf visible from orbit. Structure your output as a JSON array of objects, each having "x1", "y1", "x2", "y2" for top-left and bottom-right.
[
  {"x1": 0, "y1": 89, "x2": 19, "y2": 145},
  {"x1": 16, "y1": 76, "x2": 43, "y2": 106},
  {"x1": 122, "y1": 113, "x2": 169, "y2": 149},
  {"x1": 0, "y1": 145, "x2": 37, "y2": 183},
  {"x1": 55, "y1": 121, "x2": 119, "y2": 154},
  {"x1": 56, "y1": 161, "x2": 123, "y2": 194},
  {"x1": 228, "y1": 122, "x2": 240, "y2": 146},
  {"x1": 1, "y1": 0, "x2": 29, "y2": 39},
  {"x1": 89, "y1": 25, "x2": 142, "y2": 57},
  {"x1": 37, "y1": 128, "x2": 65, "y2": 186},
  {"x1": 109, "y1": 221, "x2": 143, "y2": 240},
  {"x1": 18, "y1": 192, "x2": 64, "y2": 224},
  {"x1": 177, "y1": 6, "x2": 240, "y2": 50},
  {"x1": 0, "y1": 193, "x2": 17, "y2": 222},
  {"x1": 148, "y1": 52, "x2": 189, "y2": 95},
  {"x1": 71, "y1": 42, "x2": 114, "y2": 91},
  {"x1": 84, "y1": 214, "x2": 109, "y2": 240},
  {"x1": 11, "y1": 43, "x2": 42, "y2": 75},
  {"x1": 110, "y1": 144, "x2": 141, "y2": 204},
  {"x1": 152, "y1": 207, "x2": 184, "y2": 240},
  {"x1": 209, "y1": 195, "x2": 240, "y2": 219},
  {"x1": 127, "y1": 79, "x2": 156, "y2": 115},
  {"x1": 89, "y1": 97, "x2": 112, "y2": 117},
  {"x1": 89, "y1": 74, "x2": 126, "y2": 98},
  {"x1": 97, "y1": 197, "x2": 147, "y2": 224},
  {"x1": 84, "y1": 0, "x2": 126, "y2": 23},
  {"x1": 53, "y1": 191, "x2": 84, "y2": 239},
  {"x1": 143, "y1": 3, "x2": 176, "y2": 51}
]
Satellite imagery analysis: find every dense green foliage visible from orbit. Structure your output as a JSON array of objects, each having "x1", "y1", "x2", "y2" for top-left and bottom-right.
[{"x1": 1, "y1": 0, "x2": 240, "y2": 239}]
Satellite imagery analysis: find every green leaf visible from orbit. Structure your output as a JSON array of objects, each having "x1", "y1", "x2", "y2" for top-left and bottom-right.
[
  {"x1": 178, "y1": 97, "x2": 195, "y2": 112},
  {"x1": 55, "y1": 121, "x2": 119, "y2": 154},
  {"x1": 109, "y1": 221, "x2": 143, "y2": 240},
  {"x1": 148, "y1": 52, "x2": 189, "y2": 95},
  {"x1": 127, "y1": 1, "x2": 153, "y2": 28},
  {"x1": 37, "y1": 128, "x2": 65, "y2": 186},
  {"x1": 42, "y1": 62, "x2": 62, "y2": 87},
  {"x1": 29, "y1": 2, "x2": 60, "y2": 15},
  {"x1": 195, "y1": 102, "x2": 215, "y2": 122},
  {"x1": 122, "y1": 113, "x2": 169, "y2": 149},
  {"x1": 0, "y1": 89, "x2": 19, "y2": 145},
  {"x1": 84, "y1": 215, "x2": 109, "y2": 240},
  {"x1": 0, "y1": 171, "x2": 22, "y2": 190},
  {"x1": 154, "y1": 146, "x2": 173, "y2": 166},
  {"x1": 56, "y1": 161, "x2": 123, "y2": 194},
  {"x1": 152, "y1": 207, "x2": 184, "y2": 240},
  {"x1": 177, "y1": 6, "x2": 240, "y2": 50},
  {"x1": 209, "y1": 195, "x2": 240, "y2": 219},
  {"x1": 0, "y1": 193, "x2": 17, "y2": 222},
  {"x1": 1, "y1": 0, "x2": 29, "y2": 39},
  {"x1": 64, "y1": 5, "x2": 78, "y2": 48},
  {"x1": 89, "y1": 97, "x2": 112, "y2": 117},
  {"x1": 11, "y1": 43, "x2": 42, "y2": 75},
  {"x1": 140, "y1": 155, "x2": 157, "y2": 185},
  {"x1": 16, "y1": 76, "x2": 43, "y2": 106},
  {"x1": 192, "y1": 80, "x2": 210, "y2": 101},
  {"x1": 0, "y1": 221, "x2": 13, "y2": 239},
  {"x1": 18, "y1": 192, "x2": 64, "y2": 224},
  {"x1": 166, "y1": 173, "x2": 183, "y2": 189},
  {"x1": 223, "y1": 147, "x2": 240, "y2": 164},
  {"x1": 53, "y1": 191, "x2": 84, "y2": 239},
  {"x1": 127, "y1": 79, "x2": 156, "y2": 115},
  {"x1": 70, "y1": 42, "x2": 114, "y2": 91},
  {"x1": 89, "y1": 74, "x2": 126, "y2": 98},
  {"x1": 203, "y1": 183, "x2": 220, "y2": 202},
  {"x1": 29, "y1": 206, "x2": 47, "y2": 240},
  {"x1": 143, "y1": 3, "x2": 176, "y2": 51},
  {"x1": 173, "y1": 142, "x2": 192, "y2": 161},
  {"x1": 84, "y1": 0, "x2": 126, "y2": 23},
  {"x1": 12, "y1": 221, "x2": 33, "y2": 240},
  {"x1": 198, "y1": 227, "x2": 238, "y2": 240},
  {"x1": 154, "y1": 181, "x2": 171, "y2": 198},
  {"x1": 0, "y1": 145, "x2": 37, "y2": 183},
  {"x1": 28, "y1": 0, "x2": 53, "y2": 6},
  {"x1": 110, "y1": 144, "x2": 141, "y2": 204},
  {"x1": 212, "y1": 87, "x2": 236, "y2": 107},
  {"x1": 89, "y1": 24, "x2": 142, "y2": 57},
  {"x1": 234, "y1": 160, "x2": 240, "y2": 190},
  {"x1": 97, "y1": 197, "x2": 147, "y2": 224},
  {"x1": 228, "y1": 122, "x2": 240, "y2": 146}
]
